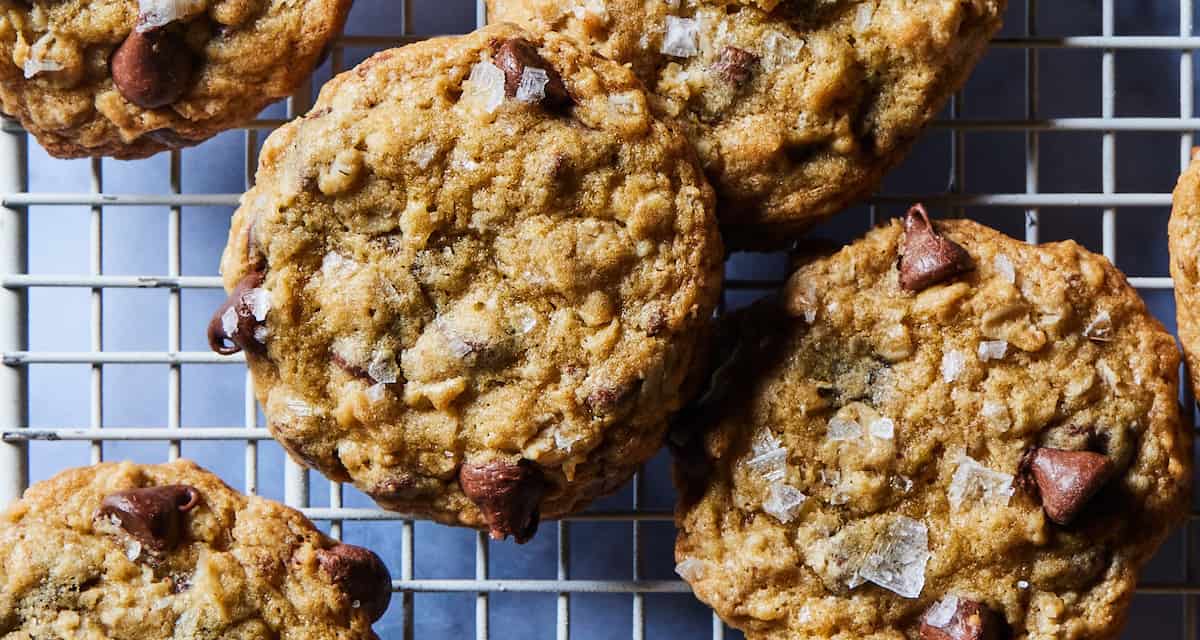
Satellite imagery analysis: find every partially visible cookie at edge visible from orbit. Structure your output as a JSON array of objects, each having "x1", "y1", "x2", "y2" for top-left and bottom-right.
[
  {"x1": 1169, "y1": 147, "x2": 1200, "y2": 400},
  {"x1": 673, "y1": 208, "x2": 1190, "y2": 639},
  {"x1": 0, "y1": 460, "x2": 391, "y2": 638},
  {"x1": 487, "y1": 0, "x2": 1007, "y2": 244},
  {"x1": 0, "y1": 0, "x2": 352, "y2": 158},
  {"x1": 210, "y1": 24, "x2": 723, "y2": 541}
]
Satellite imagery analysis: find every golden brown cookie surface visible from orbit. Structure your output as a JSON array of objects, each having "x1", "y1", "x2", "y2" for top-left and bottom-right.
[
  {"x1": 0, "y1": 460, "x2": 391, "y2": 638},
  {"x1": 674, "y1": 212, "x2": 1190, "y2": 639},
  {"x1": 213, "y1": 24, "x2": 723, "y2": 541},
  {"x1": 488, "y1": 0, "x2": 1006, "y2": 243},
  {"x1": 1169, "y1": 149, "x2": 1200, "y2": 400},
  {"x1": 0, "y1": 0, "x2": 351, "y2": 158}
]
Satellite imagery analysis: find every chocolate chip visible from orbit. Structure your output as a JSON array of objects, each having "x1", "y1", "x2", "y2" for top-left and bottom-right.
[
  {"x1": 316, "y1": 543, "x2": 393, "y2": 622},
  {"x1": 111, "y1": 29, "x2": 194, "y2": 109},
  {"x1": 584, "y1": 380, "x2": 640, "y2": 416},
  {"x1": 207, "y1": 270, "x2": 267, "y2": 356},
  {"x1": 490, "y1": 37, "x2": 571, "y2": 109},
  {"x1": 920, "y1": 598, "x2": 1004, "y2": 640},
  {"x1": 367, "y1": 475, "x2": 418, "y2": 502},
  {"x1": 711, "y1": 46, "x2": 759, "y2": 86},
  {"x1": 458, "y1": 459, "x2": 545, "y2": 543},
  {"x1": 898, "y1": 203, "x2": 973, "y2": 292},
  {"x1": 98, "y1": 484, "x2": 201, "y2": 552},
  {"x1": 1025, "y1": 447, "x2": 1113, "y2": 525}
]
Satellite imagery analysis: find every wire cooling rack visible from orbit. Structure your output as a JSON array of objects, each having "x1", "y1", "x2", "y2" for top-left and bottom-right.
[{"x1": 2, "y1": 0, "x2": 1199, "y2": 638}]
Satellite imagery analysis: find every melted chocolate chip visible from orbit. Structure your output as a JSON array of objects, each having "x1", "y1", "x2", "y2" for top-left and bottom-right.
[
  {"x1": 98, "y1": 484, "x2": 201, "y2": 552},
  {"x1": 920, "y1": 598, "x2": 1004, "y2": 640},
  {"x1": 490, "y1": 37, "x2": 571, "y2": 109},
  {"x1": 458, "y1": 459, "x2": 545, "y2": 543},
  {"x1": 898, "y1": 204, "x2": 973, "y2": 292},
  {"x1": 711, "y1": 46, "x2": 759, "y2": 86},
  {"x1": 1025, "y1": 447, "x2": 1113, "y2": 525},
  {"x1": 316, "y1": 543, "x2": 393, "y2": 622},
  {"x1": 111, "y1": 28, "x2": 194, "y2": 109},
  {"x1": 207, "y1": 270, "x2": 267, "y2": 356}
]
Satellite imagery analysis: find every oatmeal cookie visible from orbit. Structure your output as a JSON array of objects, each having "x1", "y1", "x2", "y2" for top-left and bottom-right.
[
  {"x1": 487, "y1": 0, "x2": 1006, "y2": 245},
  {"x1": 1169, "y1": 148, "x2": 1200, "y2": 399},
  {"x1": 209, "y1": 24, "x2": 723, "y2": 542},
  {"x1": 0, "y1": 460, "x2": 391, "y2": 638},
  {"x1": 0, "y1": 0, "x2": 351, "y2": 158},
  {"x1": 673, "y1": 206, "x2": 1190, "y2": 639}
]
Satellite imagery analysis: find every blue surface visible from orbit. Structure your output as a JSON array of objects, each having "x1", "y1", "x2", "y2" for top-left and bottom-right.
[{"x1": 18, "y1": 1, "x2": 1200, "y2": 638}]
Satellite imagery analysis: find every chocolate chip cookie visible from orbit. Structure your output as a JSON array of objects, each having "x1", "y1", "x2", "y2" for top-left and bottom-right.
[
  {"x1": 0, "y1": 460, "x2": 391, "y2": 638},
  {"x1": 209, "y1": 24, "x2": 723, "y2": 542},
  {"x1": 0, "y1": 0, "x2": 351, "y2": 158},
  {"x1": 673, "y1": 206, "x2": 1190, "y2": 639},
  {"x1": 487, "y1": 0, "x2": 1006, "y2": 244},
  {"x1": 1169, "y1": 149, "x2": 1200, "y2": 400}
]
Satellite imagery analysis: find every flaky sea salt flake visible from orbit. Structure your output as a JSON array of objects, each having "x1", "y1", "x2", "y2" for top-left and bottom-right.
[
  {"x1": 675, "y1": 558, "x2": 707, "y2": 582},
  {"x1": 138, "y1": 0, "x2": 206, "y2": 32},
  {"x1": 661, "y1": 16, "x2": 699, "y2": 58},
  {"x1": 23, "y1": 58, "x2": 62, "y2": 79},
  {"x1": 947, "y1": 455, "x2": 1014, "y2": 510},
  {"x1": 826, "y1": 415, "x2": 863, "y2": 442},
  {"x1": 925, "y1": 595, "x2": 959, "y2": 628},
  {"x1": 467, "y1": 61, "x2": 506, "y2": 113},
  {"x1": 366, "y1": 382, "x2": 388, "y2": 404},
  {"x1": 761, "y1": 30, "x2": 803, "y2": 71},
  {"x1": 745, "y1": 429, "x2": 787, "y2": 481},
  {"x1": 244, "y1": 288, "x2": 270, "y2": 322},
  {"x1": 941, "y1": 350, "x2": 966, "y2": 383},
  {"x1": 869, "y1": 417, "x2": 895, "y2": 440},
  {"x1": 1084, "y1": 310, "x2": 1114, "y2": 342},
  {"x1": 410, "y1": 144, "x2": 438, "y2": 169},
  {"x1": 763, "y1": 483, "x2": 807, "y2": 523},
  {"x1": 855, "y1": 516, "x2": 930, "y2": 598},
  {"x1": 515, "y1": 67, "x2": 549, "y2": 103},
  {"x1": 977, "y1": 340, "x2": 1008, "y2": 361},
  {"x1": 285, "y1": 398, "x2": 315, "y2": 417},
  {"x1": 554, "y1": 429, "x2": 584, "y2": 452},
  {"x1": 220, "y1": 306, "x2": 238, "y2": 337},
  {"x1": 367, "y1": 350, "x2": 399, "y2": 384},
  {"x1": 321, "y1": 251, "x2": 358, "y2": 279}
]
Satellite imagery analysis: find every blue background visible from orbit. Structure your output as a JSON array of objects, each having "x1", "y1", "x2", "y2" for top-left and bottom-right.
[{"x1": 16, "y1": 1, "x2": 1200, "y2": 637}]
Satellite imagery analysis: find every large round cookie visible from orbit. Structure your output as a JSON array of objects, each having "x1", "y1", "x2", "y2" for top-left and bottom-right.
[
  {"x1": 672, "y1": 207, "x2": 1190, "y2": 639},
  {"x1": 1169, "y1": 149, "x2": 1200, "y2": 399},
  {"x1": 0, "y1": 460, "x2": 391, "y2": 638},
  {"x1": 0, "y1": 0, "x2": 351, "y2": 158},
  {"x1": 209, "y1": 24, "x2": 723, "y2": 542},
  {"x1": 487, "y1": 0, "x2": 1007, "y2": 243}
]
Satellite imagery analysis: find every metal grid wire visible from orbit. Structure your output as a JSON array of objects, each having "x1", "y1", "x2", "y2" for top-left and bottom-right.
[{"x1": 1, "y1": 0, "x2": 1199, "y2": 638}]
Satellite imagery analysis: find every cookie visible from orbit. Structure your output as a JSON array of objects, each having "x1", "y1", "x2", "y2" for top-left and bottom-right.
[
  {"x1": 0, "y1": 0, "x2": 351, "y2": 159},
  {"x1": 1169, "y1": 149, "x2": 1200, "y2": 399},
  {"x1": 487, "y1": 0, "x2": 1007, "y2": 244},
  {"x1": 208, "y1": 24, "x2": 723, "y2": 542},
  {"x1": 672, "y1": 206, "x2": 1190, "y2": 639},
  {"x1": 0, "y1": 460, "x2": 392, "y2": 638}
]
